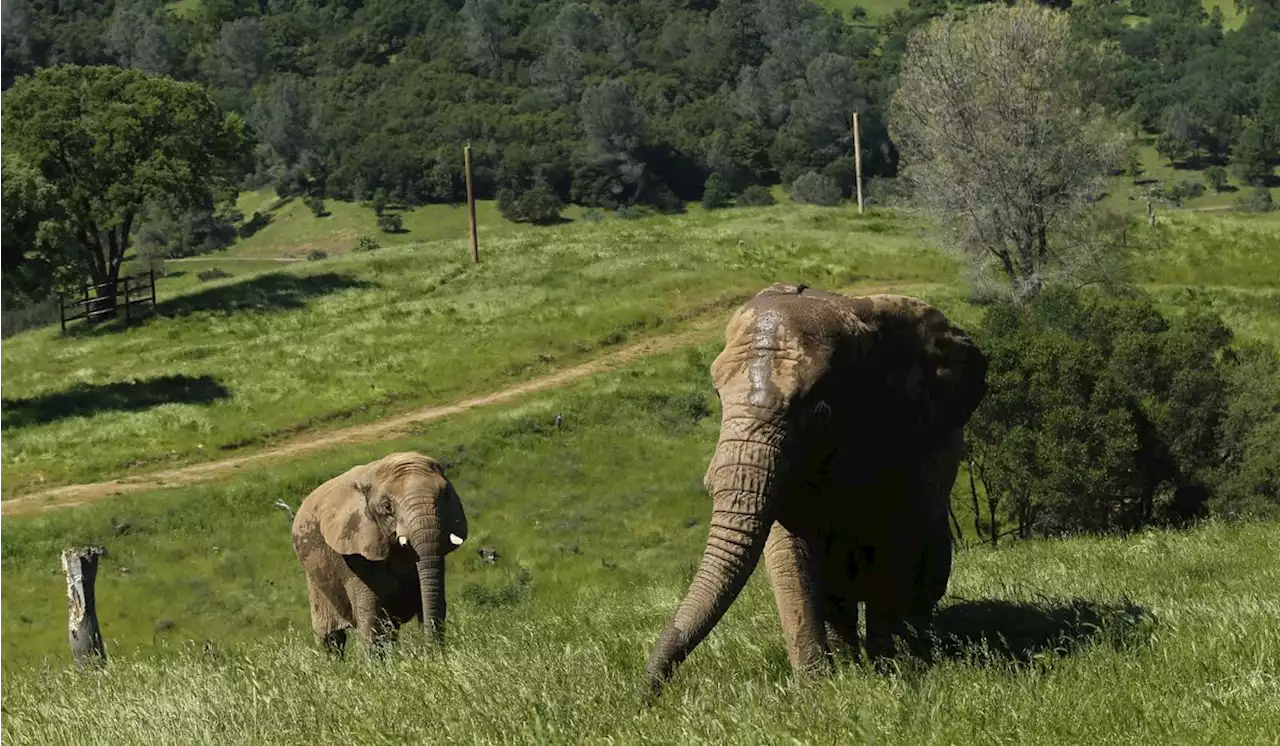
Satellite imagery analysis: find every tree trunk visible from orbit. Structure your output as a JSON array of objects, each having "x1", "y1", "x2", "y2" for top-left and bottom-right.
[{"x1": 62, "y1": 546, "x2": 108, "y2": 667}]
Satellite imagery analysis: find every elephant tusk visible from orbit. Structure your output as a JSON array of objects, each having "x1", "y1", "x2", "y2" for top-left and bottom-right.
[
  {"x1": 449, "y1": 533, "x2": 464, "y2": 546},
  {"x1": 398, "y1": 536, "x2": 409, "y2": 546}
]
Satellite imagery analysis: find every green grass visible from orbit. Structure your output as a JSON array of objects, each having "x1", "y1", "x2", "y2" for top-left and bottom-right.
[
  {"x1": 3, "y1": 340, "x2": 1278, "y2": 743},
  {"x1": 3, "y1": 200, "x2": 1280, "y2": 742},
  {"x1": 1106, "y1": 141, "x2": 1280, "y2": 215},
  {"x1": 816, "y1": 0, "x2": 909, "y2": 21},
  {"x1": 0, "y1": 206, "x2": 954, "y2": 497},
  {"x1": 228, "y1": 190, "x2": 566, "y2": 258}
]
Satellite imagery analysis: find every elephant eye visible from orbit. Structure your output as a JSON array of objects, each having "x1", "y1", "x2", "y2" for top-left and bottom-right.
[{"x1": 377, "y1": 498, "x2": 394, "y2": 516}]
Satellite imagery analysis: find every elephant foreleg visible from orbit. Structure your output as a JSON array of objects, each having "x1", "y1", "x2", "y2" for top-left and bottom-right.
[
  {"x1": 346, "y1": 580, "x2": 394, "y2": 657},
  {"x1": 764, "y1": 522, "x2": 828, "y2": 674}
]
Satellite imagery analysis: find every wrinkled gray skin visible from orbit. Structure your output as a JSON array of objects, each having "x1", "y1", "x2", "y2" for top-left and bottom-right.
[
  {"x1": 291, "y1": 452, "x2": 468, "y2": 654},
  {"x1": 644, "y1": 283, "x2": 988, "y2": 696}
]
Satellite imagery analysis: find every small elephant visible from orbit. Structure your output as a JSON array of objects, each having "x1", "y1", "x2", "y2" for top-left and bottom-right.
[
  {"x1": 644, "y1": 283, "x2": 988, "y2": 695},
  {"x1": 291, "y1": 451, "x2": 468, "y2": 654}
]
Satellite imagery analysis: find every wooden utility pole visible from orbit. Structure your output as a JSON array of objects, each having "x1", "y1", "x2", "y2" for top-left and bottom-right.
[
  {"x1": 464, "y1": 143, "x2": 479, "y2": 264},
  {"x1": 852, "y1": 112, "x2": 865, "y2": 214},
  {"x1": 62, "y1": 546, "x2": 108, "y2": 667}
]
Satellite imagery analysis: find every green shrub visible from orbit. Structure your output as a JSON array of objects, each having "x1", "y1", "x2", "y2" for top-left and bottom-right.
[
  {"x1": 790, "y1": 172, "x2": 842, "y2": 206},
  {"x1": 498, "y1": 182, "x2": 564, "y2": 224},
  {"x1": 1214, "y1": 341, "x2": 1280, "y2": 518},
  {"x1": 738, "y1": 185, "x2": 777, "y2": 206},
  {"x1": 1235, "y1": 187, "x2": 1274, "y2": 213},
  {"x1": 820, "y1": 158, "x2": 857, "y2": 198},
  {"x1": 354, "y1": 235, "x2": 380, "y2": 252},
  {"x1": 968, "y1": 286, "x2": 1235, "y2": 538},
  {"x1": 307, "y1": 197, "x2": 328, "y2": 217},
  {"x1": 377, "y1": 213, "x2": 403, "y2": 233},
  {"x1": 701, "y1": 173, "x2": 731, "y2": 210},
  {"x1": 1204, "y1": 166, "x2": 1229, "y2": 193},
  {"x1": 196, "y1": 268, "x2": 233, "y2": 282},
  {"x1": 307, "y1": 250, "x2": 328, "y2": 261}
]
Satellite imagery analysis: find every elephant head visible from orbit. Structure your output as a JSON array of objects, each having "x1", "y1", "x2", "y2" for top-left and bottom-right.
[
  {"x1": 318, "y1": 452, "x2": 468, "y2": 645},
  {"x1": 643, "y1": 283, "x2": 987, "y2": 695}
]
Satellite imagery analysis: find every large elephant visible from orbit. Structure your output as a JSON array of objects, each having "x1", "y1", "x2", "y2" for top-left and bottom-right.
[
  {"x1": 291, "y1": 451, "x2": 468, "y2": 654},
  {"x1": 644, "y1": 283, "x2": 988, "y2": 695}
]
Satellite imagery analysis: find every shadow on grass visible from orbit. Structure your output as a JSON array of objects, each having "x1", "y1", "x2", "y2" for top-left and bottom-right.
[
  {"x1": 65, "y1": 272, "x2": 376, "y2": 336},
  {"x1": 158, "y1": 272, "x2": 375, "y2": 318},
  {"x1": 932, "y1": 596, "x2": 1152, "y2": 665},
  {"x1": 2, "y1": 374, "x2": 231, "y2": 428}
]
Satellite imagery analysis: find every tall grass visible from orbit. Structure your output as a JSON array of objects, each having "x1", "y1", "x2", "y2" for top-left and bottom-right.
[{"x1": 4, "y1": 346, "x2": 1278, "y2": 746}]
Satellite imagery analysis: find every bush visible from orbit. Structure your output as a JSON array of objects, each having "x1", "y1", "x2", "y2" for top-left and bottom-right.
[
  {"x1": 137, "y1": 204, "x2": 241, "y2": 259},
  {"x1": 1161, "y1": 179, "x2": 1205, "y2": 206},
  {"x1": 196, "y1": 268, "x2": 233, "y2": 282},
  {"x1": 1235, "y1": 187, "x2": 1274, "y2": 213},
  {"x1": 790, "y1": 172, "x2": 842, "y2": 206},
  {"x1": 377, "y1": 213, "x2": 403, "y2": 233},
  {"x1": 307, "y1": 197, "x2": 328, "y2": 217},
  {"x1": 372, "y1": 188, "x2": 390, "y2": 216},
  {"x1": 1, "y1": 295, "x2": 61, "y2": 339},
  {"x1": 1204, "y1": 165, "x2": 1229, "y2": 193},
  {"x1": 615, "y1": 205, "x2": 655, "y2": 220},
  {"x1": 497, "y1": 182, "x2": 564, "y2": 224},
  {"x1": 238, "y1": 211, "x2": 270, "y2": 239},
  {"x1": 307, "y1": 250, "x2": 328, "y2": 261},
  {"x1": 738, "y1": 185, "x2": 777, "y2": 206},
  {"x1": 581, "y1": 209, "x2": 605, "y2": 223},
  {"x1": 866, "y1": 176, "x2": 911, "y2": 207},
  {"x1": 354, "y1": 235, "x2": 380, "y2": 252},
  {"x1": 821, "y1": 158, "x2": 857, "y2": 198},
  {"x1": 701, "y1": 173, "x2": 731, "y2": 210},
  {"x1": 1213, "y1": 341, "x2": 1280, "y2": 518},
  {"x1": 968, "y1": 286, "x2": 1235, "y2": 539}
]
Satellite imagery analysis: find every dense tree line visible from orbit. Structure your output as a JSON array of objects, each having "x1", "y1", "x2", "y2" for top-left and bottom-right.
[
  {"x1": 1071, "y1": 0, "x2": 1280, "y2": 185},
  {"x1": 1, "y1": 0, "x2": 923, "y2": 212},
  {"x1": 3, "y1": 0, "x2": 1276, "y2": 214}
]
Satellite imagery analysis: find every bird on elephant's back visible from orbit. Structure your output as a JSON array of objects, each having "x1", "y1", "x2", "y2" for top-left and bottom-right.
[
  {"x1": 291, "y1": 451, "x2": 468, "y2": 656},
  {"x1": 644, "y1": 282, "x2": 988, "y2": 698}
]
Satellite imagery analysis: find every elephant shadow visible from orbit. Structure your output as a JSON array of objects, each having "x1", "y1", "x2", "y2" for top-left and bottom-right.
[{"x1": 930, "y1": 596, "x2": 1153, "y2": 666}]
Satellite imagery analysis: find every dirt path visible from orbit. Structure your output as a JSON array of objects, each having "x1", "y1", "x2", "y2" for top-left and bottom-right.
[
  {"x1": 1, "y1": 281, "x2": 918, "y2": 517},
  {"x1": 1, "y1": 324, "x2": 719, "y2": 517}
]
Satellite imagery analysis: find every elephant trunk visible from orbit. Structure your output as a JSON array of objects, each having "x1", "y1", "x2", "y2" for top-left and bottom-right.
[
  {"x1": 644, "y1": 422, "x2": 783, "y2": 694},
  {"x1": 405, "y1": 499, "x2": 446, "y2": 647}
]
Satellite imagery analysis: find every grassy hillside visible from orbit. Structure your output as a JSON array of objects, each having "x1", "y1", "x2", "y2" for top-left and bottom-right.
[
  {"x1": 3, "y1": 203, "x2": 1279, "y2": 742},
  {"x1": 3, "y1": 340, "x2": 1278, "y2": 742},
  {"x1": 227, "y1": 190, "x2": 568, "y2": 259}
]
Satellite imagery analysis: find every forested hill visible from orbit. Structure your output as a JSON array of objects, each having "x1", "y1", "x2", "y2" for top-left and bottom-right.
[{"x1": 3, "y1": 0, "x2": 1278, "y2": 210}]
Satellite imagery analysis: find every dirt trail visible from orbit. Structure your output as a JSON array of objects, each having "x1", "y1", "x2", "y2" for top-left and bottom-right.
[
  {"x1": 1, "y1": 324, "x2": 719, "y2": 517},
  {"x1": 1, "y1": 281, "x2": 915, "y2": 517}
]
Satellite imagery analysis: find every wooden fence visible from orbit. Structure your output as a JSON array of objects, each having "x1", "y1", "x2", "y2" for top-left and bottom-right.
[{"x1": 59, "y1": 270, "x2": 157, "y2": 330}]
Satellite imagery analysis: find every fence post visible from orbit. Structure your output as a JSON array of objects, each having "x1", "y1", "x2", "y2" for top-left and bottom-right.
[
  {"x1": 62, "y1": 546, "x2": 108, "y2": 668},
  {"x1": 150, "y1": 268, "x2": 156, "y2": 308},
  {"x1": 464, "y1": 143, "x2": 479, "y2": 264},
  {"x1": 84, "y1": 284, "x2": 92, "y2": 324},
  {"x1": 124, "y1": 276, "x2": 131, "y2": 322},
  {"x1": 60, "y1": 293, "x2": 66, "y2": 332},
  {"x1": 852, "y1": 111, "x2": 865, "y2": 214}
]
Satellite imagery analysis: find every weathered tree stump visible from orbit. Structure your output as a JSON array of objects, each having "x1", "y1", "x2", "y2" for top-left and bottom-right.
[{"x1": 61, "y1": 546, "x2": 108, "y2": 667}]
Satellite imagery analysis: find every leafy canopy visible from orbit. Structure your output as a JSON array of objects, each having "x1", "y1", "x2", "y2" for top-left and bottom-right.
[{"x1": 2, "y1": 64, "x2": 250, "y2": 302}]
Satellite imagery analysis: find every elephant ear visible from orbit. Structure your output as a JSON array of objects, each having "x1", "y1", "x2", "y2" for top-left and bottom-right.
[
  {"x1": 319, "y1": 475, "x2": 392, "y2": 561},
  {"x1": 920, "y1": 321, "x2": 989, "y2": 435}
]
